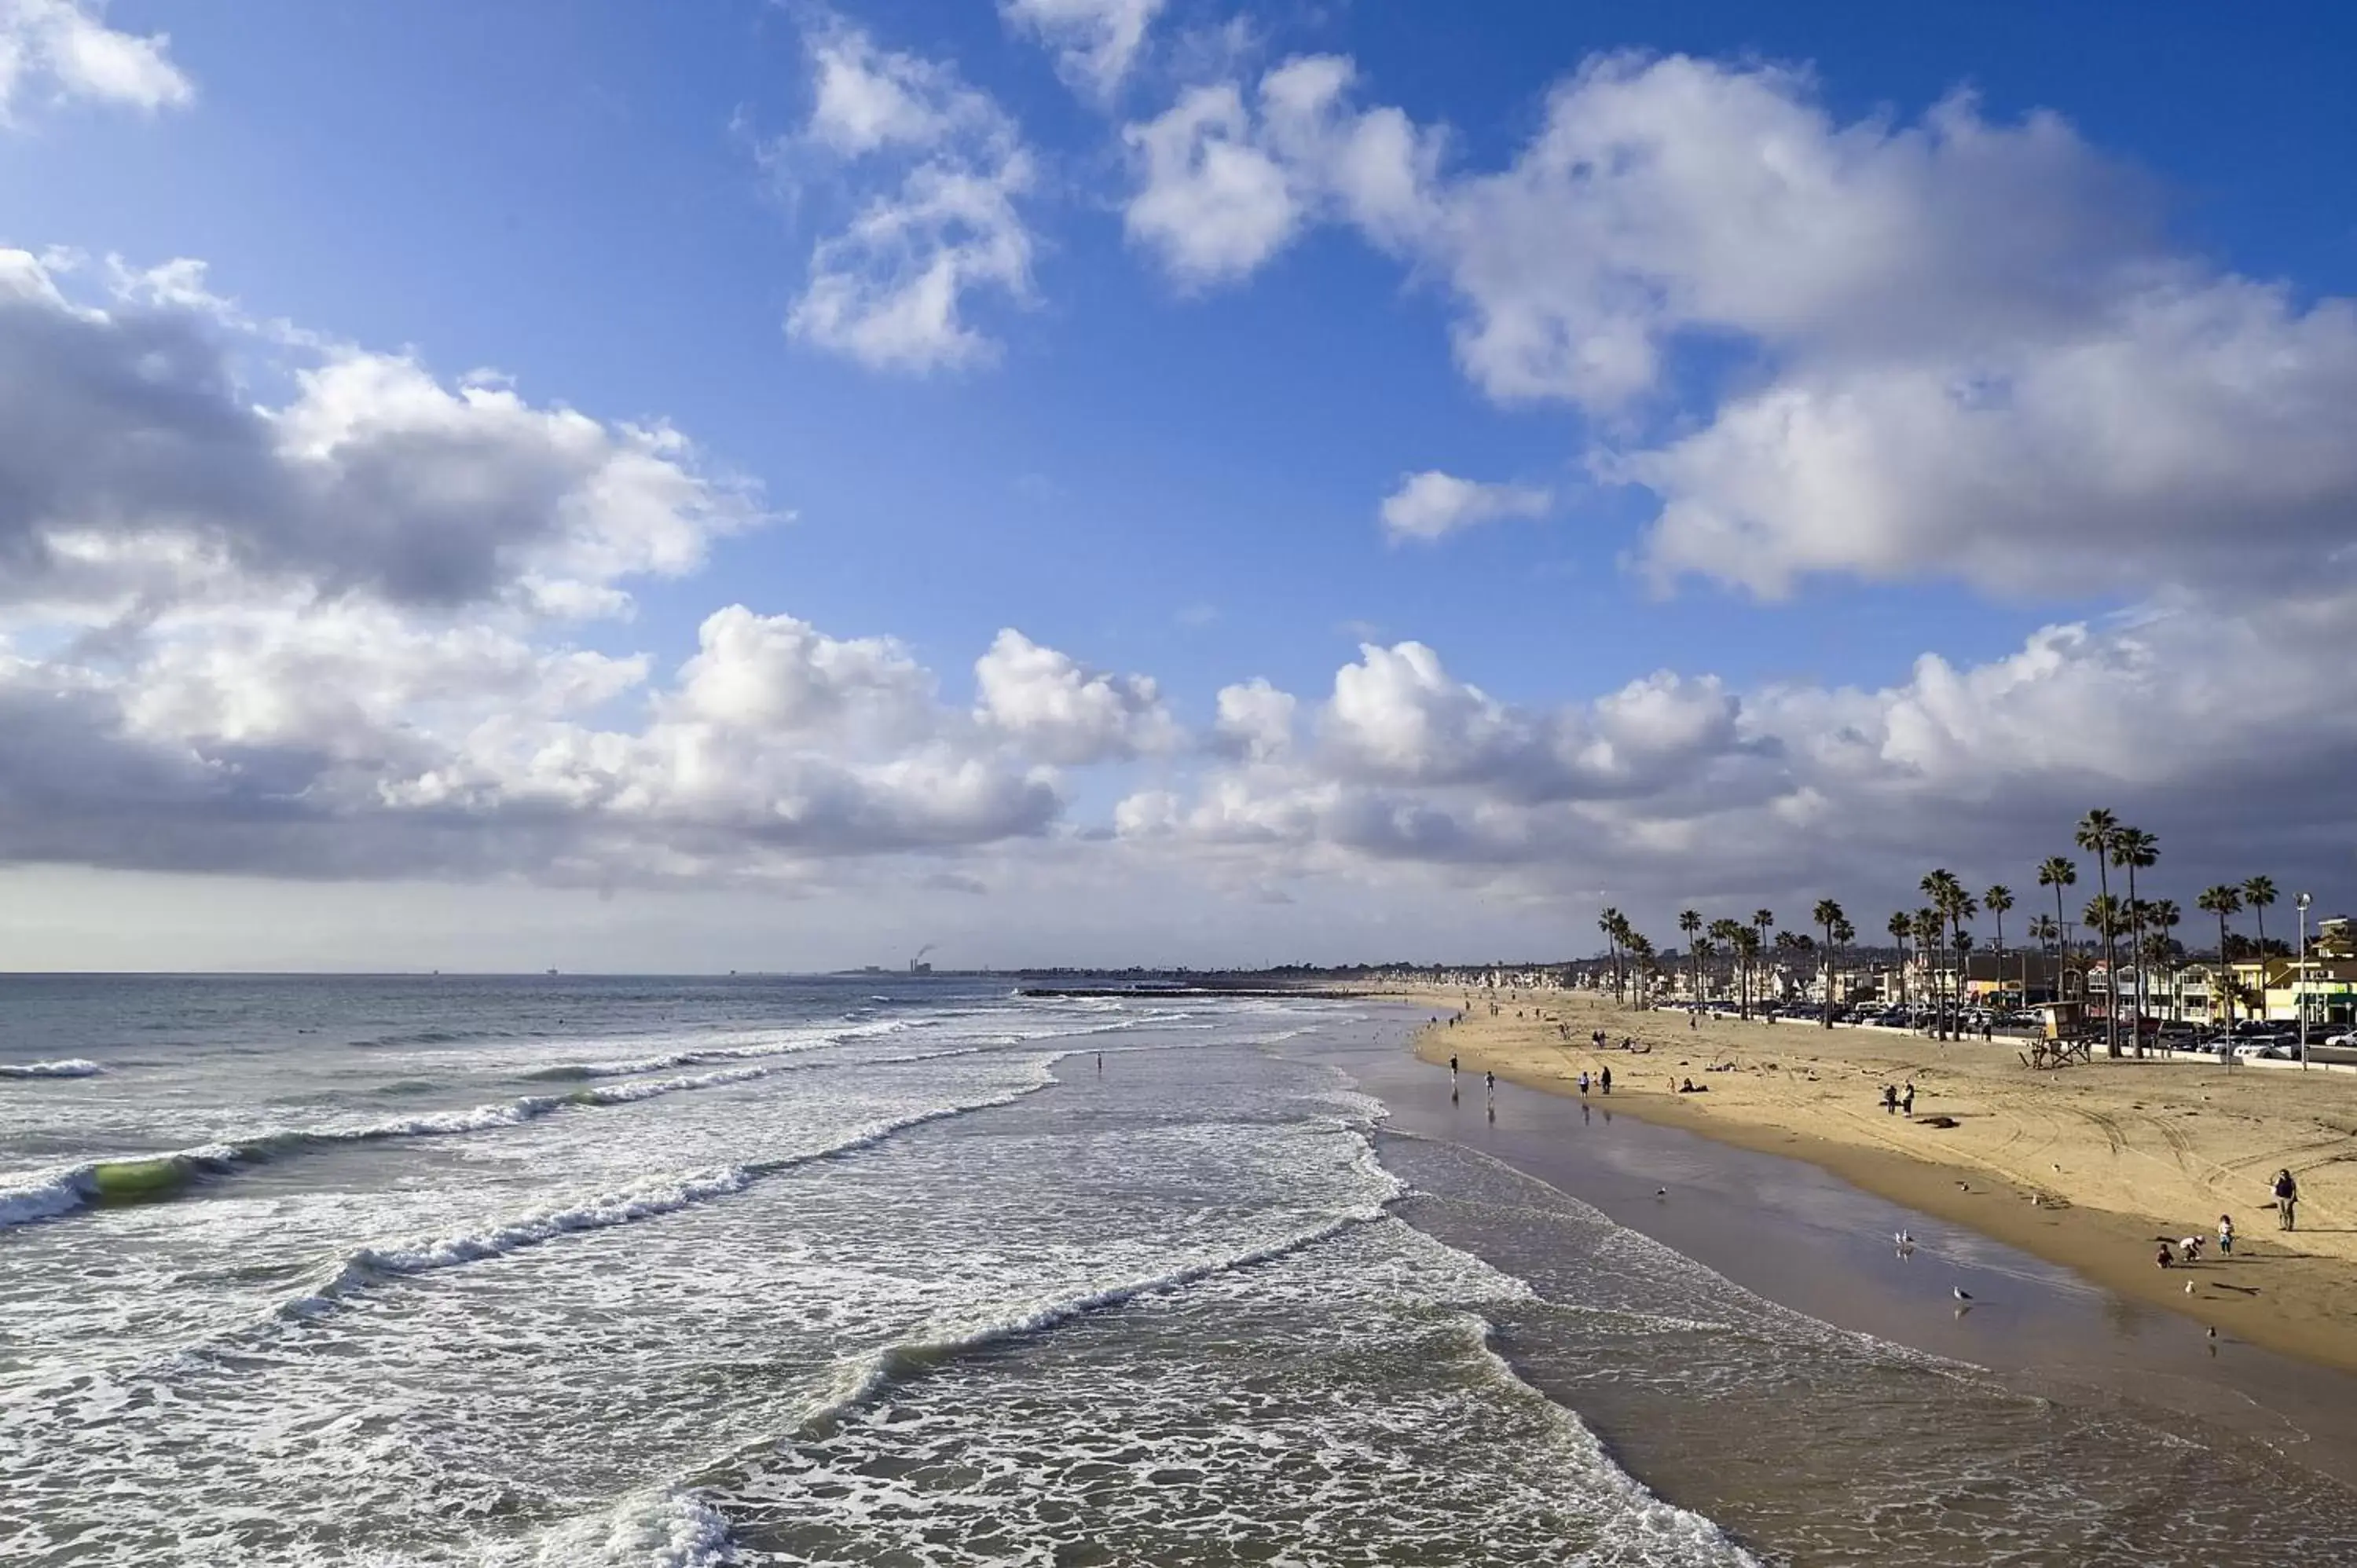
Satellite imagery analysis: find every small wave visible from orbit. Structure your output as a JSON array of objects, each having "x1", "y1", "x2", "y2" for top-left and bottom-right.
[
  {"x1": 0, "y1": 1058, "x2": 105, "y2": 1079},
  {"x1": 486, "y1": 1487, "x2": 737, "y2": 1568},
  {"x1": 275, "y1": 1083, "x2": 1056, "y2": 1317},
  {"x1": 0, "y1": 1057, "x2": 852, "y2": 1232},
  {"x1": 800, "y1": 1203, "x2": 1393, "y2": 1438}
]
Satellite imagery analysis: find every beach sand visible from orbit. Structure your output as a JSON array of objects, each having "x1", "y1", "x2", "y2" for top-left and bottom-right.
[{"x1": 1406, "y1": 989, "x2": 2357, "y2": 1375}]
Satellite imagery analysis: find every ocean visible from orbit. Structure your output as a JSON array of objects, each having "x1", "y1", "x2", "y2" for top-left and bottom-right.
[{"x1": 3, "y1": 975, "x2": 2355, "y2": 1566}]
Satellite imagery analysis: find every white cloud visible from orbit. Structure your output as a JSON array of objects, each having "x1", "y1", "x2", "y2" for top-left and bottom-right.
[
  {"x1": 786, "y1": 20, "x2": 1038, "y2": 374},
  {"x1": 1119, "y1": 587, "x2": 2357, "y2": 919},
  {"x1": 1120, "y1": 83, "x2": 1299, "y2": 286},
  {"x1": 1120, "y1": 55, "x2": 1442, "y2": 288},
  {"x1": 1212, "y1": 676, "x2": 1293, "y2": 761},
  {"x1": 973, "y1": 628, "x2": 1178, "y2": 765},
  {"x1": 1124, "y1": 50, "x2": 2357, "y2": 609},
  {"x1": 0, "y1": 0, "x2": 192, "y2": 122},
  {"x1": 0, "y1": 249, "x2": 756, "y2": 618},
  {"x1": 1001, "y1": 0, "x2": 1164, "y2": 101},
  {"x1": 0, "y1": 255, "x2": 1077, "y2": 885},
  {"x1": 1378, "y1": 470, "x2": 1550, "y2": 541}
]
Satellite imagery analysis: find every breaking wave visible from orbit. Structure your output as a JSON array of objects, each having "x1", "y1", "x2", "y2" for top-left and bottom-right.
[{"x1": 0, "y1": 1059, "x2": 105, "y2": 1079}]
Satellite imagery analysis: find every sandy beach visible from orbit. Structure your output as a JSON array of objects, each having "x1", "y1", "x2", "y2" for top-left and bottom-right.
[{"x1": 1406, "y1": 988, "x2": 2357, "y2": 1375}]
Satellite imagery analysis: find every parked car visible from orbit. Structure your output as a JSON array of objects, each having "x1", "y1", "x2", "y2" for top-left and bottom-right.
[{"x1": 2233, "y1": 1041, "x2": 2292, "y2": 1061}]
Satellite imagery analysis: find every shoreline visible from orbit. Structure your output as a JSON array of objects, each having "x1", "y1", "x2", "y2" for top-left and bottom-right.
[{"x1": 1389, "y1": 987, "x2": 2357, "y2": 1379}]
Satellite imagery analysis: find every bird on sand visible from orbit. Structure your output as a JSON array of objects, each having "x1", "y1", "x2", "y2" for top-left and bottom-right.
[
  {"x1": 1894, "y1": 1230, "x2": 1913, "y2": 1246},
  {"x1": 1952, "y1": 1287, "x2": 1973, "y2": 1302},
  {"x1": 1655, "y1": 1187, "x2": 1668, "y2": 1197}
]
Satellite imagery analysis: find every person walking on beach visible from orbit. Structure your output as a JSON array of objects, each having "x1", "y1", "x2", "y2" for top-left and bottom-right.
[
  {"x1": 2218, "y1": 1214, "x2": 2235, "y2": 1256},
  {"x1": 1901, "y1": 1082, "x2": 1916, "y2": 1118},
  {"x1": 1450, "y1": 1053, "x2": 1459, "y2": 1079},
  {"x1": 1485, "y1": 1070, "x2": 1496, "y2": 1101},
  {"x1": 1578, "y1": 1071, "x2": 1590, "y2": 1096},
  {"x1": 2273, "y1": 1169, "x2": 2300, "y2": 1231},
  {"x1": 1600, "y1": 1065, "x2": 1612, "y2": 1095}
]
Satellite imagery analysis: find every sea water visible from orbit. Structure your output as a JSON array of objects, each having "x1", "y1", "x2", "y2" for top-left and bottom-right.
[{"x1": 2, "y1": 975, "x2": 2353, "y2": 1566}]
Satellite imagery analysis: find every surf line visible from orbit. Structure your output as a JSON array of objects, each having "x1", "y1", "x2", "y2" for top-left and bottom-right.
[
  {"x1": 0, "y1": 1048, "x2": 1025, "y2": 1231},
  {"x1": 253, "y1": 1076, "x2": 1063, "y2": 1323}
]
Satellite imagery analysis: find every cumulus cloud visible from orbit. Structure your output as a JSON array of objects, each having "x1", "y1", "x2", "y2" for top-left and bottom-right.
[
  {"x1": 1119, "y1": 589, "x2": 2357, "y2": 918},
  {"x1": 1378, "y1": 470, "x2": 1551, "y2": 541},
  {"x1": 786, "y1": 20, "x2": 1037, "y2": 373},
  {"x1": 0, "y1": 256, "x2": 1082, "y2": 886},
  {"x1": 1120, "y1": 55, "x2": 1439, "y2": 287},
  {"x1": 973, "y1": 628, "x2": 1178, "y2": 765},
  {"x1": 0, "y1": 251, "x2": 753, "y2": 618},
  {"x1": 1212, "y1": 676, "x2": 1294, "y2": 761},
  {"x1": 1121, "y1": 51, "x2": 2357, "y2": 607},
  {"x1": 0, "y1": 0, "x2": 192, "y2": 121},
  {"x1": 1001, "y1": 0, "x2": 1163, "y2": 101}
]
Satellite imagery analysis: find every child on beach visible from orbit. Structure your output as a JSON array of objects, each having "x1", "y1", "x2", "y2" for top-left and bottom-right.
[
  {"x1": 1578, "y1": 1071, "x2": 1590, "y2": 1095},
  {"x1": 2155, "y1": 1241, "x2": 2176, "y2": 1269},
  {"x1": 2218, "y1": 1214, "x2": 2234, "y2": 1255}
]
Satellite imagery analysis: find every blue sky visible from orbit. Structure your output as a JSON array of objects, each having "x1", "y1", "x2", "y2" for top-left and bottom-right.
[{"x1": 1, "y1": 2, "x2": 2353, "y2": 970}]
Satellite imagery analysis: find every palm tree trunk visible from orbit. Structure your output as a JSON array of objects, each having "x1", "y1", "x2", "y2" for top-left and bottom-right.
[
  {"x1": 2252, "y1": 907, "x2": 2268, "y2": 1020},
  {"x1": 2096, "y1": 858, "x2": 2117, "y2": 1059}
]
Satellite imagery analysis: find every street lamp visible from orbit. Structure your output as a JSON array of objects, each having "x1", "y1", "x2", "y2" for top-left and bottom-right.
[{"x1": 2298, "y1": 892, "x2": 2314, "y2": 1069}]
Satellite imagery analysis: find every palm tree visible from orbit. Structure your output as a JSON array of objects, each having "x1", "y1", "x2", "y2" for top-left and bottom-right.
[
  {"x1": 1984, "y1": 884, "x2": 2014, "y2": 1009},
  {"x1": 2074, "y1": 810, "x2": 2123, "y2": 1057},
  {"x1": 1750, "y1": 910, "x2": 1775, "y2": 1016},
  {"x1": 1886, "y1": 911, "x2": 1912, "y2": 1006},
  {"x1": 1626, "y1": 930, "x2": 1656, "y2": 1002},
  {"x1": 1913, "y1": 907, "x2": 1945, "y2": 1033},
  {"x1": 2145, "y1": 898, "x2": 2182, "y2": 1020},
  {"x1": 1707, "y1": 918, "x2": 1743, "y2": 1010},
  {"x1": 2243, "y1": 875, "x2": 2278, "y2": 1020},
  {"x1": 1832, "y1": 914, "x2": 1856, "y2": 1014},
  {"x1": 2037, "y1": 856, "x2": 2077, "y2": 1007},
  {"x1": 1679, "y1": 908, "x2": 1703, "y2": 1004},
  {"x1": 2084, "y1": 892, "x2": 2126, "y2": 1043},
  {"x1": 1920, "y1": 870, "x2": 1974, "y2": 1038},
  {"x1": 1598, "y1": 908, "x2": 1625, "y2": 1005},
  {"x1": 2112, "y1": 826, "x2": 2158, "y2": 1047},
  {"x1": 1813, "y1": 898, "x2": 1846, "y2": 1027},
  {"x1": 1732, "y1": 927, "x2": 1762, "y2": 1016},
  {"x1": 2029, "y1": 912, "x2": 2061, "y2": 1002},
  {"x1": 2198, "y1": 885, "x2": 2242, "y2": 1033}
]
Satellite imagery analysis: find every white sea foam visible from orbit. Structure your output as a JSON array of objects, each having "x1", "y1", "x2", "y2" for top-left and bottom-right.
[
  {"x1": 798, "y1": 1198, "x2": 1398, "y2": 1434},
  {"x1": 0, "y1": 1058, "x2": 105, "y2": 1079},
  {"x1": 482, "y1": 1487, "x2": 739, "y2": 1568},
  {"x1": 0, "y1": 1057, "x2": 860, "y2": 1231},
  {"x1": 274, "y1": 1080, "x2": 1059, "y2": 1317}
]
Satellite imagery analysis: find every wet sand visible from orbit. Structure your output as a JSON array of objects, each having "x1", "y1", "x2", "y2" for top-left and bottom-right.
[
  {"x1": 1404, "y1": 990, "x2": 2357, "y2": 1379},
  {"x1": 1295, "y1": 1009, "x2": 2357, "y2": 1498}
]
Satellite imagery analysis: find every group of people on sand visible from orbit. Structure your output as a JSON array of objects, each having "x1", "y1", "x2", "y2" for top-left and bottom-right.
[
  {"x1": 1879, "y1": 1082, "x2": 1917, "y2": 1117},
  {"x1": 2154, "y1": 1174, "x2": 2300, "y2": 1269}
]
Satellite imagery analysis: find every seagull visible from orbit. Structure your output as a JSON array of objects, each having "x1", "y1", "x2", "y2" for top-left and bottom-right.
[
  {"x1": 1894, "y1": 1230, "x2": 1913, "y2": 1246},
  {"x1": 2185, "y1": 1281, "x2": 2196, "y2": 1295},
  {"x1": 1952, "y1": 1287, "x2": 1973, "y2": 1302},
  {"x1": 2207, "y1": 1326, "x2": 2218, "y2": 1339},
  {"x1": 1655, "y1": 1186, "x2": 1669, "y2": 1198}
]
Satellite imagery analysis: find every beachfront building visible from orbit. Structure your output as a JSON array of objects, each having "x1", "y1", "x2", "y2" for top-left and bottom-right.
[{"x1": 1958, "y1": 954, "x2": 2068, "y2": 1009}]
